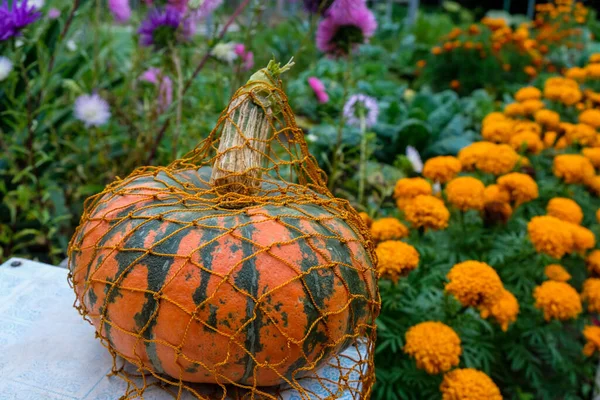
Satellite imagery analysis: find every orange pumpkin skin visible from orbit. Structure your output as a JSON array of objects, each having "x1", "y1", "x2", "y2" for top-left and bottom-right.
[{"x1": 69, "y1": 168, "x2": 377, "y2": 386}]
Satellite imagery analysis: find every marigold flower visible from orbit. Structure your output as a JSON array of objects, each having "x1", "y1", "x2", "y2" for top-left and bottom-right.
[
  {"x1": 503, "y1": 103, "x2": 525, "y2": 117},
  {"x1": 515, "y1": 86, "x2": 541, "y2": 102},
  {"x1": 544, "y1": 264, "x2": 571, "y2": 282},
  {"x1": 423, "y1": 156, "x2": 462, "y2": 183},
  {"x1": 567, "y1": 223, "x2": 595, "y2": 253},
  {"x1": 546, "y1": 197, "x2": 583, "y2": 224},
  {"x1": 561, "y1": 87, "x2": 583, "y2": 106},
  {"x1": 404, "y1": 195, "x2": 450, "y2": 230},
  {"x1": 370, "y1": 217, "x2": 409, "y2": 241},
  {"x1": 533, "y1": 281, "x2": 582, "y2": 321},
  {"x1": 416, "y1": 59, "x2": 426, "y2": 68},
  {"x1": 445, "y1": 177, "x2": 485, "y2": 211},
  {"x1": 585, "y1": 175, "x2": 600, "y2": 195},
  {"x1": 509, "y1": 131, "x2": 544, "y2": 154},
  {"x1": 565, "y1": 123, "x2": 597, "y2": 146},
  {"x1": 445, "y1": 261, "x2": 504, "y2": 307},
  {"x1": 587, "y1": 249, "x2": 600, "y2": 275},
  {"x1": 432, "y1": 46, "x2": 442, "y2": 55},
  {"x1": 579, "y1": 109, "x2": 600, "y2": 128},
  {"x1": 587, "y1": 63, "x2": 600, "y2": 78},
  {"x1": 497, "y1": 172, "x2": 538, "y2": 206},
  {"x1": 393, "y1": 177, "x2": 432, "y2": 199},
  {"x1": 522, "y1": 99, "x2": 545, "y2": 115},
  {"x1": 375, "y1": 240, "x2": 419, "y2": 282},
  {"x1": 514, "y1": 120, "x2": 542, "y2": 135},
  {"x1": 476, "y1": 144, "x2": 520, "y2": 175},
  {"x1": 582, "y1": 278, "x2": 600, "y2": 312},
  {"x1": 528, "y1": 216, "x2": 574, "y2": 259},
  {"x1": 543, "y1": 131, "x2": 558, "y2": 148},
  {"x1": 590, "y1": 53, "x2": 600, "y2": 63},
  {"x1": 478, "y1": 288, "x2": 519, "y2": 331},
  {"x1": 483, "y1": 184, "x2": 510, "y2": 204},
  {"x1": 553, "y1": 154, "x2": 595, "y2": 184},
  {"x1": 565, "y1": 66, "x2": 587, "y2": 81},
  {"x1": 582, "y1": 148, "x2": 600, "y2": 168},
  {"x1": 458, "y1": 141, "x2": 495, "y2": 170},
  {"x1": 535, "y1": 109, "x2": 560, "y2": 129},
  {"x1": 358, "y1": 212, "x2": 372, "y2": 228},
  {"x1": 597, "y1": 208, "x2": 600, "y2": 224},
  {"x1": 483, "y1": 201, "x2": 513, "y2": 225},
  {"x1": 482, "y1": 112, "x2": 507, "y2": 125},
  {"x1": 440, "y1": 369, "x2": 502, "y2": 400},
  {"x1": 482, "y1": 120, "x2": 514, "y2": 143},
  {"x1": 404, "y1": 321, "x2": 461, "y2": 375},
  {"x1": 583, "y1": 325, "x2": 600, "y2": 356},
  {"x1": 524, "y1": 65, "x2": 538, "y2": 77}
]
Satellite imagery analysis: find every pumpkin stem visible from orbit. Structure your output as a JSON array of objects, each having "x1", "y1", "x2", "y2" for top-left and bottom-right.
[{"x1": 210, "y1": 59, "x2": 294, "y2": 200}]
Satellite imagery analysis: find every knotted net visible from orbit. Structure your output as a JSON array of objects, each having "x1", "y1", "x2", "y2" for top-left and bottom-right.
[{"x1": 68, "y1": 60, "x2": 380, "y2": 400}]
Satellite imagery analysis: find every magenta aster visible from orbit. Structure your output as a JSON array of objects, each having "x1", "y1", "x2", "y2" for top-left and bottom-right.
[
  {"x1": 308, "y1": 76, "x2": 329, "y2": 104},
  {"x1": 108, "y1": 0, "x2": 131, "y2": 22},
  {"x1": 138, "y1": 8, "x2": 193, "y2": 48},
  {"x1": 0, "y1": 0, "x2": 41, "y2": 41},
  {"x1": 140, "y1": 68, "x2": 173, "y2": 113},
  {"x1": 316, "y1": 0, "x2": 377, "y2": 56},
  {"x1": 190, "y1": 0, "x2": 223, "y2": 20}
]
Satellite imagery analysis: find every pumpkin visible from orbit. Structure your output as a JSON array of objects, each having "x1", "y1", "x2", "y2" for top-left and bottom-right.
[{"x1": 68, "y1": 61, "x2": 379, "y2": 390}]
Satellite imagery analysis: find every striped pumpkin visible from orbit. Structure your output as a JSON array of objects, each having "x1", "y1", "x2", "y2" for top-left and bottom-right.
[{"x1": 69, "y1": 167, "x2": 377, "y2": 386}]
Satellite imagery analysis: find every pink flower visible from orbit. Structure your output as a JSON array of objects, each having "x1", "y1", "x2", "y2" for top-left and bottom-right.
[
  {"x1": 140, "y1": 68, "x2": 173, "y2": 113},
  {"x1": 316, "y1": 0, "x2": 377, "y2": 56},
  {"x1": 47, "y1": 8, "x2": 60, "y2": 19},
  {"x1": 168, "y1": 0, "x2": 188, "y2": 12},
  {"x1": 234, "y1": 43, "x2": 255, "y2": 71},
  {"x1": 108, "y1": 0, "x2": 131, "y2": 22},
  {"x1": 307, "y1": 77, "x2": 329, "y2": 103}
]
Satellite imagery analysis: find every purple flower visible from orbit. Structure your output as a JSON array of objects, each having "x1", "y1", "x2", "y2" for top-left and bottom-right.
[
  {"x1": 140, "y1": 68, "x2": 173, "y2": 113},
  {"x1": 190, "y1": 0, "x2": 223, "y2": 20},
  {"x1": 108, "y1": 0, "x2": 131, "y2": 23},
  {"x1": 303, "y1": 0, "x2": 335, "y2": 14},
  {"x1": 167, "y1": 0, "x2": 188, "y2": 12},
  {"x1": 74, "y1": 93, "x2": 111, "y2": 127},
  {"x1": 47, "y1": 7, "x2": 60, "y2": 19},
  {"x1": 316, "y1": 0, "x2": 377, "y2": 56},
  {"x1": 0, "y1": 0, "x2": 42, "y2": 42},
  {"x1": 138, "y1": 8, "x2": 193, "y2": 48},
  {"x1": 343, "y1": 94, "x2": 378, "y2": 128},
  {"x1": 307, "y1": 77, "x2": 329, "y2": 104},
  {"x1": 234, "y1": 43, "x2": 254, "y2": 71}
]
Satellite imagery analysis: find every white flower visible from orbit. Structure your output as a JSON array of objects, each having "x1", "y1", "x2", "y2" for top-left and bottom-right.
[
  {"x1": 66, "y1": 40, "x2": 77, "y2": 52},
  {"x1": 403, "y1": 88, "x2": 416, "y2": 103},
  {"x1": 211, "y1": 42, "x2": 238, "y2": 63},
  {"x1": 405, "y1": 145, "x2": 423, "y2": 173},
  {"x1": 306, "y1": 134, "x2": 318, "y2": 142},
  {"x1": 74, "y1": 93, "x2": 111, "y2": 127},
  {"x1": 0, "y1": 57, "x2": 14, "y2": 81},
  {"x1": 27, "y1": 0, "x2": 45, "y2": 8}
]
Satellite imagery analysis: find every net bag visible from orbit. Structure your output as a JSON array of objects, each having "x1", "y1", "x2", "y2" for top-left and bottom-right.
[{"x1": 68, "y1": 60, "x2": 381, "y2": 400}]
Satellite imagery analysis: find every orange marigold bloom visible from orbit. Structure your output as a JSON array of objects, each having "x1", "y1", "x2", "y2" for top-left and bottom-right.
[
  {"x1": 586, "y1": 63, "x2": 600, "y2": 78},
  {"x1": 583, "y1": 326, "x2": 600, "y2": 357},
  {"x1": 432, "y1": 46, "x2": 442, "y2": 55},
  {"x1": 583, "y1": 148, "x2": 600, "y2": 168},
  {"x1": 561, "y1": 87, "x2": 583, "y2": 106},
  {"x1": 483, "y1": 184, "x2": 510, "y2": 204},
  {"x1": 404, "y1": 321, "x2": 461, "y2": 375},
  {"x1": 543, "y1": 131, "x2": 558, "y2": 148},
  {"x1": 478, "y1": 289, "x2": 519, "y2": 331},
  {"x1": 445, "y1": 177, "x2": 485, "y2": 211},
  {"x1": 503, "y1": 102, "x2": 525, "y2": 117},
  {"x1": 440, "y1": 369, "x2": 502, "y2": 400},
  {"x1": 445, "y1": 261, "x2": 504, "y2": 307},
  {"x1": 483, "y1": 112, "x2": 508, "y2": 125},
  {"x1": 375, "y1": 240, "x2": 419, "y2": 282},
  {"x1": 546, "y1": 197, "x2": 583, "y2": 224},
  {"x1": 585, "y1": 175, "x2": 600, "y2": 195},
  {"x1": 590, "y1": 53, "x2": 600, "y2": 63},
  {"x1": 565, "y1": 66, "x2": 587, "y2": 81},
  {"x1": 394, "y1": 177, "x2": 432, "y2": 199},
  {"x1": 514, "y1": 120, "x2": 542, "y2": 135},
  {"x1": 528, "y1": 216, "x2": 574, "y2": 259},
  {"x1": 565, "y1": 123, "x2": 597, "y2": 146},
  {"x1": 476, "y1": 144, "x2": 520, "y2": 175},
  {"x1": 509, "y1": 131, "x2": 544, "y2": 154},
  {"x1": 458, "y1": 141, "x2": 495, "y2": 170},
  {"x1": 358, "y1": 212, "x2": 372, "y2": 228},
  {"x1": 544, "y1": 264, "x2": 571, "y2": 282},
  {"x1": 515, "y1": 86, "x2": 542, "y2": 102},
  {"x1": 450, "y1": 80, "x2": 460, "y2": 90},
  {"x1": 524, "y1": 65, "x2": 538, "y2": 77},
  {"x1": 522, "y1": 99, "x2": 545, "y2": 115},
  {"x1": 567, "y1": 223, "x2": 595, "y2": 253},
  {"x1": 582, "y1": 278, "x2": 600, "y2": 312},
  {"x1": 553, "y1": 154, "x2": 595, "y2": 184},
  {"x1": 597, "y1": 208, "x2": 600, "y2": 224},
  {"x1": 497, "y1": 172, "x2": 539, "y2": 205},
  {"x1": 533, "y1": 281, "x2": 582, "y2": 321},
  {"x1": 423, "y1": 156, "x2": 462, "y2": 183},
  {"x1": 370, "y1": 217, "x2": 408, "y2": 241},
  {"x1": 587, "y1": 249, "x2": 600, "y2": 275},
  {"x1": 579, "y1": 109, "x2": 600, "y2": 128},
  {"x1": 416, "y1": 59, "x2": 427, "y2": 68},
  {"x1": 468, "y1": 24, "x2": 480, "y2": 35},
  {"x1": 404, "y1": 195, "x2": 450, "y2": 230},
  {"x1": 535, "y1": 109, "x2": 560, "y2": 129},
  {"x1": 483, "y1": 120, "x2": 515, "y2": 142}
]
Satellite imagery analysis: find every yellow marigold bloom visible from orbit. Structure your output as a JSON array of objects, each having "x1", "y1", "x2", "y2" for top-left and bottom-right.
[
  {"x1": 497, "y1": 172, "x2": 539, "y2": 205},
  {"x1": 404, "y1": 194, "x2": 450, "y2": 230},
  {"x1": 568, "y1": 223, "x2": 595, "y2": 253},
  {"x1": 587, "y1": 250, "x2": 600, "y2": 275},
  {"x1": 476, "y1": 144, "x2": 520, "y2": 175},
  {"x1": 515, "y1": 86, "x2": 542, "y2": 102},
  {"x1": 534, "y1": 109, "x2": 560, "y2": 129},
  {"x1": 583, "y1": 148, "x2": 600, "y2": 168},
  {"x1": 579, "y1": 109, "x2": 600, "y2": 128},
  {"x1": 509, "y1": 131, "x2": 544, "y2": 154},
  {"x1": 565, "y1": 123, "x2": 597, "y2": 146},
  {"x1": 565, "y1": 66, "x2": 587, "y2": 81},
  {"x1": 375, "y1": 240, "x2": 419, "y2": 282},
  {"x1": 522, "y1": 99, "x2": 545, "y2": 115},
  {"x1": 528, "y1": 216, "x2": 574, "y2": 259},
  {"x1": 445, "y1": 261, "x2": 504, "y2": 307},
  {"x1": 586, "y1": 63, "x2": 600, "y2": 78},
  {"x1": 544, "y1": 264, "x2": 571, "y2": 282},
  {"x1": 582, "y1": 278, "x2": 600, "y2": 312},
  {"x1": 394, "y1": 177, "x2": 432, "y2": 199},
  {"x1": 553, "y1": 154, "x2": 596, "y2": 184},
  {"x1": 404, "y1": 321, "x2": 461, "y2": 375},
  {"x1": 423, "y1": 156, "x2": 462, "y2": 183},
  {"x1": 440, "y1": 368, "x2": 502, "y2": 400},
  {"x1": 358, "y1": 212, "x2": 372, "y2": 228},
  {"x1": 483, "y1": 184, "x2": 510, "y2": 204},
  {"x1": 482, "y1": 120, "x2": 514, "y2": 143},
  {"x1": 370, "y1": 217, "x2": 409, "y2": 242},
  {"x1": 478, "y1": 289, "x2": 519, "y2": 331},
  {"x1": 546, "y1": 197, "x2": 583, "y2": 224},
  {"x1": 458, "y1": 142, "x2": 495, "y2": 170},
  {"x1": 445, "y1": 177, "x2": 485, "y2": 211},
  {"x1": 503, "y1": 102, "x2": 525, "y2": 117},
  {"x1": 533, "y1": 281, "x2": 582, "y2": 321},
  {"x1": 583, "y1": 326, "x2": 600, "y2": 357}
]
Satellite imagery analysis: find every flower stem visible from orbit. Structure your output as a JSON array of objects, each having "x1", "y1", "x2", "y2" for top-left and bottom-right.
[
  {"x1": 171, "y1": 46, "x2": 183, "y2": 159},
  {"x1": 358, "y1": 112, "x2": 368, "y2": 206}
]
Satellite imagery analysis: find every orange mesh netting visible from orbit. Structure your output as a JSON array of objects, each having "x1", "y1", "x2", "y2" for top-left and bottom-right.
[{"x1": 67, "y1": 60, "x2": 381, "y2": 400}]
